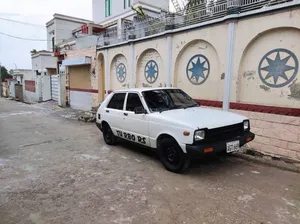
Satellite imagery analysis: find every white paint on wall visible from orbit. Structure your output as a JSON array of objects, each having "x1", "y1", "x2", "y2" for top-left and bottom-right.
[
  {"x1": 42, "y1": 76, "x2": 51, "y2": 101},
  {"x1": 70, "y1": 91, "x2": 92, "y2": 111}
]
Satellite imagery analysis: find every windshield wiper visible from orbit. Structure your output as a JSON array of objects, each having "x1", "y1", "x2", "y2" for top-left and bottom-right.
[
  {"x1": 170, "y1": 105, "x2": 183, "y2": 110},
  {"x1": 158, "y1": 105, "x2": 182, "y2": 113},
  {"x1": 183, "y1": 103, "x2": 199, "y2": 109}
]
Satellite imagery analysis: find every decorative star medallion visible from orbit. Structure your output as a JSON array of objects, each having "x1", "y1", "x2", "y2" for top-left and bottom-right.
[
  {"x1": 144, "y1": 60, "x2": 159, "y2": 84},
  {"x1": 258, "y1": 48, "x2": 298, "y2": 88},
  {"x1": 186, "y1": 54, "x2": 210, "y2": 85},
  {"x1": 116, "y1": 63, "x2": 126, "y2": 83}
]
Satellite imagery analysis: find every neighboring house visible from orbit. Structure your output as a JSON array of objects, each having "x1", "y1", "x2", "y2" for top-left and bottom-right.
[
  {"x1": 31, "y1": 51, "x2": 57, "y2": 75},
  {"x1": 11, "y1": 69, "x2": 33, "y2": 85},
  {"x1": 28, "y1": 1, "x2": 170, "y2": 108},
  {"x1": 6, "y1": 69, "x2": 34, "y2": 101},
  {"x1": 52, "y1": 1, "x2": 170, "y2": 111},
  {"x1": 46, "y1": 14, "x2": 93, "y2": 52},
  {"x1": 62, "y1": 47, "x2": 97, "y2": 111}
]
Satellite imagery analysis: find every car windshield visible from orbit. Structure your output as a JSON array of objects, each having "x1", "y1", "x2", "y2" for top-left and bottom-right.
[{"x1": 142, "y1": 89, "x2": 199, "y2": 112}]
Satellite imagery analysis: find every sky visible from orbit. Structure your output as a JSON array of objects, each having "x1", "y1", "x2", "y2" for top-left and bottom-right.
[{"x1": 0, "y1": 0, "x2": 92, "y2": 70}]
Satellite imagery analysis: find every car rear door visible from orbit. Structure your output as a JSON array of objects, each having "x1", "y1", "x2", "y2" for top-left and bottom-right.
[
  {"x1": 118, "y1": 92, "x2": 150, "y2": 147},
  {"x1": 105, "y1": 92, "x2": 127, "y2": 135}
]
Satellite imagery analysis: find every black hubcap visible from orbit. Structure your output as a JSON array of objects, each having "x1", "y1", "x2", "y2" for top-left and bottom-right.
[{"x1": 165, "y1": 146, "x2": 179, "y2": 165}]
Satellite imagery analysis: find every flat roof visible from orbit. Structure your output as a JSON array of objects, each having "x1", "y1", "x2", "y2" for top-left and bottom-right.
[{"x1": 46, "y1": 13, "x2": 92, "y2": 27}]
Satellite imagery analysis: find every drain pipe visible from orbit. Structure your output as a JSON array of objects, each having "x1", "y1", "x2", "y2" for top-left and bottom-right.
[
  {"x1": 166, "y1": 35, "x2": 173, "y2": 87},
  {"x1": 130, "y1": 43, "x2": 135, "y2": 88},
  {"x1": 223, "y1": 21, "x2": 236, "y2": 111},
  {"x1": 104, "y1": 49, "x2": 109, "y2": 97}
]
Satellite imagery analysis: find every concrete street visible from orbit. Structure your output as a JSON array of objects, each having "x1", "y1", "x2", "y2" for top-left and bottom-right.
[{"x1": 0, "y1": 98, "x2": 300, "y2": 224}]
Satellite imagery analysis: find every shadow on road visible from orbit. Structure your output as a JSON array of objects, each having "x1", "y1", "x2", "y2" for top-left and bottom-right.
[{"x1": 115, "y1": 139, "x2": 242, "y2": 175}]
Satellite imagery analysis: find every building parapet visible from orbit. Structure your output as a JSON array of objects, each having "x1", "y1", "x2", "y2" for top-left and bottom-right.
[{"x1": 97, "y1": 0, "x2": 300, "y2": 49}]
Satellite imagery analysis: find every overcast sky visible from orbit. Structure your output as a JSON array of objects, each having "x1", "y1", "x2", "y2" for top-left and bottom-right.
[{"x1": 0, "y1": 0, "x2": 92, "y2": 70}]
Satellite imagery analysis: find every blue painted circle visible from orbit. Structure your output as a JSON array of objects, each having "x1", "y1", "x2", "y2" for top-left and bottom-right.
[
  {"x1": 116, "y1": 63, "x2": 126, "y2": 83},
  {"x1": 186, "y1": 54, "x2": 210, "y2": 85},
  {"x1": 258, "y1": 48, "x2": 298, "y2": 88},
  {"x1": 144, "y1": 60, "x2": 159, "y2": 84}
]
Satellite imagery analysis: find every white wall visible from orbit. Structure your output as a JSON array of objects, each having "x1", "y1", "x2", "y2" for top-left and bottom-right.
[
  {"x1": 134, "y1": 0, "x2": 169, "y2": 11},
  {"x1": 32, "y1": 56, "x2": 41, "y2": 71},
  {"x1": 41, "y1": 55, "x2": 57, "y2": 69},
  {"x1": 47, "y1": 23, "x2": 55, "y2": 51},
  {"x1": 42, "y1": 75, "x2": 51, "y2": 101},
  {"x1": 55, "y1": 19, "x2": 87, "y2": 46},
  {"x1": 32, "y1": 55, "x2": 56, "y2": 71},
  {"x1": 76, "y1": 35, "x2": 99, "y2": 49},
  {"x1": 92, "y1": 0, "x2": 169, "y2": 23},
  {"x1": 70, "y1": 91, "x2": 92, "y2": 110}
]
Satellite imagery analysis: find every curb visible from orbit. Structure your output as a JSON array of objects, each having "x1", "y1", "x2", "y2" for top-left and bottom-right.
[{"x1": 232, "y1": 150, "x2": 300, "y2": 173}]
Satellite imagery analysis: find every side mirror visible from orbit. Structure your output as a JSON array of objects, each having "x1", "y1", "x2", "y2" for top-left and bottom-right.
[{"x1": 134, "y1": 107, "x2": 147, "y2": 114}]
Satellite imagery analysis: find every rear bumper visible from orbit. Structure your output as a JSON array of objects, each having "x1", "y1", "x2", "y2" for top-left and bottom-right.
[
  {"x1": 186, "y1": 131, "x2": 255, "y2": 158},
  {"x1": 96, "y1": 122, "x2": 102, "y2": 132}
]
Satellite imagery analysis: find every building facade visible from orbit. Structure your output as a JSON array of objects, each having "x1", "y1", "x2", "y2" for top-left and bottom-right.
[{"x1": 94, "y1": 0, "x2": 300, "y2": 161}]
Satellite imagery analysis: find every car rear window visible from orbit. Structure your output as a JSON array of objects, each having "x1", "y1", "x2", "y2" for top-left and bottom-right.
[{"x1": 107, "y1": 93, "x2": 126, "y2": 110}]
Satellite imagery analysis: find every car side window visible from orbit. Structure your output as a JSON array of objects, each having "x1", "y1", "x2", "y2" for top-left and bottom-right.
[
  {"x1": 107, "y1": 93, "x2": 126, "y2": 110},
  {"x1": 126, "y1": 93, "x2": 144, "y2": 112}
]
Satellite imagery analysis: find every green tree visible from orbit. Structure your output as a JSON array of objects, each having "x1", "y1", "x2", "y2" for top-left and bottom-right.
[
  {"x1": 0, "y1": 66, "x2": 12, "y2": 81},
  {"x1": 30, "y1": 49, "x2": 37, "y2": 55}
]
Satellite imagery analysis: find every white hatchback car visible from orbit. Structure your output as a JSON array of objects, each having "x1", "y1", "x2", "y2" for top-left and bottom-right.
[{"x1": 96, "y1": 87, "x2": 255, "y2": 173}]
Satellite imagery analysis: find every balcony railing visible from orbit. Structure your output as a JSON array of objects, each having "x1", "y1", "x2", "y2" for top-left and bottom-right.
[{"x1": 96, "y1": 0, "x2": 297, "y2": 48}]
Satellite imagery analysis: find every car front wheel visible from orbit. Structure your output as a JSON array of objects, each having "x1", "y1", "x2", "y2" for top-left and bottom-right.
[{"x1": 158, "y1": 137, "x2": 190, "y2": 173}]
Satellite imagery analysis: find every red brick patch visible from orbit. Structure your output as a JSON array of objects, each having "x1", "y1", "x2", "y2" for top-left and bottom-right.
[
  {"x1": 195, "y1": 99, "x2": 300, "y2": 117},
  {"x1": 25, "y1": 80, "x2": 35, "y2": 93}
]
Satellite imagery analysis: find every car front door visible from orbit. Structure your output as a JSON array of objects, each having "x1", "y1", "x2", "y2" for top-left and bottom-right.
[
  {"x1": 105, "y1": 92, "x2": 127, "y2": 135},
  {"x1": 118, "y1": 92, "x2": 150, "y2": 147}
]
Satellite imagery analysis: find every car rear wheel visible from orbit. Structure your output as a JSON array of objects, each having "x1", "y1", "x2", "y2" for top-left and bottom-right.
[
  {"x1": 102, "y1": 123, "x2": 117, "y2": 145},
  {"x1": 158, "y1": 137, "x2": 190, "y2": 173}
]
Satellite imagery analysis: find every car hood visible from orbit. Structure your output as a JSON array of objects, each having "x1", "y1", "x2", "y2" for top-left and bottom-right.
[{"x1": 154, "y1": 107, "x2": 247, "y2": 129}]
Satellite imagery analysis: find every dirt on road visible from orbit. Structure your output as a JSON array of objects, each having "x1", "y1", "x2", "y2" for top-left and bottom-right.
[{"x1": 0, "y1": 98, "x2": 300, "y2": 224}]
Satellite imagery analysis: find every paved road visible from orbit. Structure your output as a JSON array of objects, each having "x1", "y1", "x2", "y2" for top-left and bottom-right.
[{"x1": 0, "y1": 98, "x2": 300, "y2": 224}]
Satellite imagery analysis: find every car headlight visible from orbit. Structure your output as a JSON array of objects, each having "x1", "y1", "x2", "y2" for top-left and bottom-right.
[
  {"x1": 194, "y1": 130, "x2": 205, "y2": 141},
  {"x1": 243, "y1": 120, "x2": 250, "y2": 131}
]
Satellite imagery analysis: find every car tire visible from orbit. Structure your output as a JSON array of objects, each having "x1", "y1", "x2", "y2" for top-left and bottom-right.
[
  {"x1": 158, "y1": 137, "x2": 190, "y2": 173},
  {"x1": 102, "y1": 123, "x2": 117, "y2": 145}
]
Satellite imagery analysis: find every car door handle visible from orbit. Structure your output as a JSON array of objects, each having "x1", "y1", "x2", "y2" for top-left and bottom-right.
[
  {"x1": 106, "y1": 110, "x2": 109, "y2": 113},
  {"x1": 123, "y1": 113, "x2": 128, "y2": 116}
]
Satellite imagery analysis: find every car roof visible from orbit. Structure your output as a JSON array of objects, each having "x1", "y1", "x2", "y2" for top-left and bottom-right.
[{"x1": 113, "y1": 87, "x2": 178, "y2": 94}]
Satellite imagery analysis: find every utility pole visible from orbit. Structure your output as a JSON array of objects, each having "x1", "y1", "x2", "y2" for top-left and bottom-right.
[{"x1": 0, "y1": 62, "x2": 2, "y2": 97}]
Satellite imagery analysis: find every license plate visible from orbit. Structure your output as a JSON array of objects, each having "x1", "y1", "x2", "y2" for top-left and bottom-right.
[{"x1": 226, "y1": 140, "x2": 240, "y2": 153}]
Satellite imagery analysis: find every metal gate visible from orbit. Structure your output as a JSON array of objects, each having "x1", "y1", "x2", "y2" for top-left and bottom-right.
[
  {"x1": 50, "y1": 75, "x2": 59, "y2": 101},
  {"x1": 9, "y1": 80, "x2": 15, "y2": 98}
]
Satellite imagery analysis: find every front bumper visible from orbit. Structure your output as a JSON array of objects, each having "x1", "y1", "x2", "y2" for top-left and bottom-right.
[
  {"x1": 96, "y1": 122, "x2": 102, "y2": 132},
  {"x1": 186, "y1": 131, "x2": 255, "y2": 158}
]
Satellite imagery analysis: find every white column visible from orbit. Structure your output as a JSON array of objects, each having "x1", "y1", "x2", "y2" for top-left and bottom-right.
[
  {"x1": 223, "y1": 21, "x2": 236, "y2": 111},
  {"x1": 130, "y1": 43, "x2": 135, "y2": 88},
  {"x1": 58, "y1": 65, "x2": 66, "y2": 107},
  {"x1": 104, "y1": 49, "x2": 110, "y2": 96},
  {"x1": 117, "y1": 19, "x2": 122, "y2": 40},
  {"x1": 166, "y1": 35, "x2": 173, "y2": 87}
]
